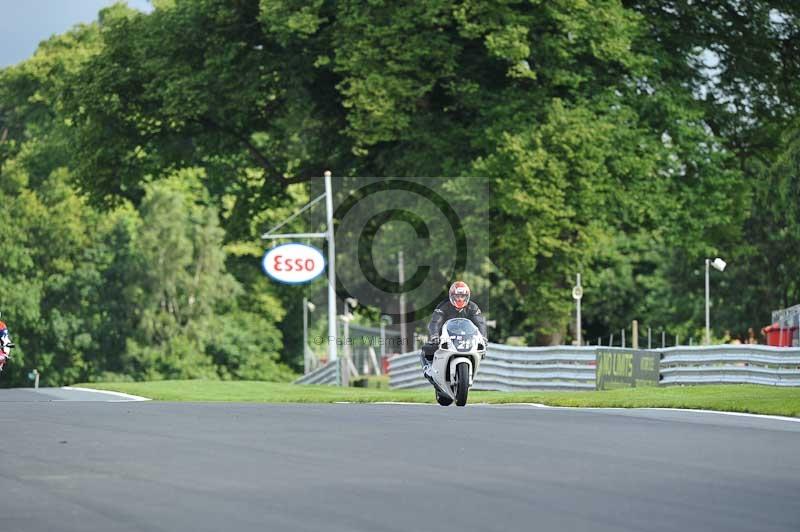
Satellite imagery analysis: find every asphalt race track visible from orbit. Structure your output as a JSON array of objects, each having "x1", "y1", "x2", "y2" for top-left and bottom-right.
[{"x1": 1, "y1": 389, "x2": 799, "y2": 532}]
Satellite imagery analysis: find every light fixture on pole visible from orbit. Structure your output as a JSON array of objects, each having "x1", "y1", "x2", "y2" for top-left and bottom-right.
[{"x1": 705, "y1": 257, "x2": 727, "y2": 345}]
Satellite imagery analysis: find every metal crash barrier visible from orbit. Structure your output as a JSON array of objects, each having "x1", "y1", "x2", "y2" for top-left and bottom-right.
[
  {"x1": 659, "y1": 345, "x2": 800, "y2": 386},
  {"x1": 389, "y1": 344, "x2": 597, "y2": 391},
  {"x1": 389, "y1": 344, "x2": 800, "y2": 390},
  {"x1": 296, "y1": 344, "x2": 800, "y2": 389}
]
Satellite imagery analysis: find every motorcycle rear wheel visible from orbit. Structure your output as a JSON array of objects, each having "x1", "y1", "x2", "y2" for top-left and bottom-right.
[{"x1": 455, "y1": 362, "x2": 470, "y2": 406}]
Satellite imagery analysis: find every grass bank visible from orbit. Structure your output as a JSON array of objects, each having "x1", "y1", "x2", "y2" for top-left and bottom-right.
[{"x1": 76, "y1": 381, "x2": 800, "y2": 417}]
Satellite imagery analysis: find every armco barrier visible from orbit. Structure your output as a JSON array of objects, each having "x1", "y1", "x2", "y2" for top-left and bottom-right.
[
  {"x1": 298, "y1": 344, "x2": 800, "y2": 389},
  {"x1": 389, "y1": 344, "x2": 597, "y2": 391},
  {"x1": 294, "y1": 359, "x2": 338, "y2": 385},
  {"x1": 659, "y1": 345, "x2": 800, "y2": 386}
]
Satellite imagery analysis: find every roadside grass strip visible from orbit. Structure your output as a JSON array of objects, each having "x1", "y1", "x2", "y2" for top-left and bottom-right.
[{"x1": 74, "y1": 381, "x2": 800, "y2": 417}]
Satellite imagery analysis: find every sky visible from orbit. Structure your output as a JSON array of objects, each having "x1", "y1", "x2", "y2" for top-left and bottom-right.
[{"x1": 0, "y1": 0, "x2": 152, "y2": 68}]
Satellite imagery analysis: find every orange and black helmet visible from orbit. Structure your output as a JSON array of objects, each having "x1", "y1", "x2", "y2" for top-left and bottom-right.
[{"x1": 449, "y1": 281, "x2": 471, "y2": 310}]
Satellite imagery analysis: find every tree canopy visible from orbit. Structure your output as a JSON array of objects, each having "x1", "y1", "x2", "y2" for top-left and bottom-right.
[{"x1": 1, "y1": 0, "x2": 797, "y2": 385}]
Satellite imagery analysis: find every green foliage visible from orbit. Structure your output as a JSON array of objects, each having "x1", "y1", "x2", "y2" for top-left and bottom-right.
[
  {"x1": 0, "y1": 157, "x2": 292, "y2": 385},
  {"x1": 1, "y1": 0, "x2": 798, "y2": 384},
  {"x1": 60, "y1": 0, "x2": 333, "y2": 223},
  {"x1": 478, "y1": 100, "x2": 658, "y2": 340},
  {"x1": 208, "y1": 311, "x2": 294, "y2": 381},
  {"x1": 717, "y1": 120, "x2": 800, "y2": 333}
]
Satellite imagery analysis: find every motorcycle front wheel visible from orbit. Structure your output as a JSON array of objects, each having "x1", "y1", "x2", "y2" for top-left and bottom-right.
[{"x1": 455, "y1": 362, "x2": 470, "y2": 406}]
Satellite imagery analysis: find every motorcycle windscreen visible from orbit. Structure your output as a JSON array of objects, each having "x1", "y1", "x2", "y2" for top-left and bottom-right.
[{"x1": 442, "y1": 318, "x2": 480, "y2": 352}]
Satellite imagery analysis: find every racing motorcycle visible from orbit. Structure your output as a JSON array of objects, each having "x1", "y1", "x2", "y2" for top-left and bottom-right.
[
  {"x1": 0, "y1": 341, "x2": 14, "y2": 374},
  {"x1": 427, "y1": 318, "x2": 486, "y2": 407},
  {"x1": 0, "y1": 311, "x2": 13, "y2": 374}
]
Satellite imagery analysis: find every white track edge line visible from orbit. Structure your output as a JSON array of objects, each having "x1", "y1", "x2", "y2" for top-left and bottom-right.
[
  {"x1": 643, "y1": 407, "x2": 800, "y2": 423},
  {"x1": 397, "y1": 401, "x2": 799, "y2": 422},
  {"x1": 62, "y1": 386, "x2": 151, "y2": 402},
  {"x1": 481, "y1": 403, "x2": 800, "y2": 423}
]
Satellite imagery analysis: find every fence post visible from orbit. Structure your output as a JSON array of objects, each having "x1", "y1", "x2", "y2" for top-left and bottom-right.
[{"x1": 632, "y1": 320, "x2": 639, "y2": 349}]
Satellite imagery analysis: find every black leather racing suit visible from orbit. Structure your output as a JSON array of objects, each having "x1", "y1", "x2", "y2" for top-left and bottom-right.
[{"x1": 420, "y1": 300, "x2": 487, "y2": 370}]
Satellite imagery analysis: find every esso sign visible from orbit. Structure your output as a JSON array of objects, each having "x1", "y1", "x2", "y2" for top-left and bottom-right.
[{"x1": 262, "y1": 243, "x2": 326, "y2": 285}]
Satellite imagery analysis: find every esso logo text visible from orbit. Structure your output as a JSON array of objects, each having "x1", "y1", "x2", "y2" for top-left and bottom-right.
[{"x1": 262, "y1": 243, "x2": 326, "y2": 285}]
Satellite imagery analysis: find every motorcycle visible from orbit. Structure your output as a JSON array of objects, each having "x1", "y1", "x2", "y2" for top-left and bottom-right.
[
  {"x1": 0, "y1": 311, "x2": 12, "y2": 374},
  {"x1": 0, "y1": 341, "x2": 14, "y2": 374},
  {"x1": 427, "y1": 318, "x2": 486, "y2": 407}
]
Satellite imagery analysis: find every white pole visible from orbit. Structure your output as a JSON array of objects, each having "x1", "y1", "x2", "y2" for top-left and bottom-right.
[
  {"x1": 705, "y1": 258, "x2": 711, "y2": 345},
  {"x1": 380, "y1": 322, "x2": 386, "y2": 360},
  {"x1": 342, "y1": 315, "x2": 350, "y2": 386},
  {"x1": 303, "y1": 297, "x2": 309, "y2": 374},
  {"x1": 324, "y1": 171, "x2": 338, "y2": 369},
  {"x1": 368, "y1": 346, "x2": 380, "y2": 376},
  {"x1": 576, "y1": 273, "x2": 582, "y2": 346},
  {"x1": 398, "y1": 251, "x2": 407, "y2": 352}
]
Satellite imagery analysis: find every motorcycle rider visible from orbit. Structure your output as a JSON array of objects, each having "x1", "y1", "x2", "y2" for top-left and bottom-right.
[
  {"x1": 420, "y1": 281, "x2": 487, "y2": 383},
  {"x1": 0, "y1": 313, "x2": 14, "y2": 373}
]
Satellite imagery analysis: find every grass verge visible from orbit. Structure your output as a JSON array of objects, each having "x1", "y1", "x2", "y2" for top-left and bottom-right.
[{"x1": 75, "y1": 381, "x2": 800, "y2": 417}]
